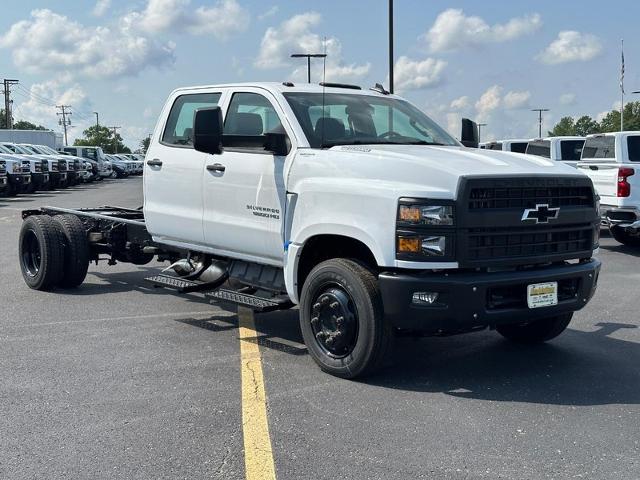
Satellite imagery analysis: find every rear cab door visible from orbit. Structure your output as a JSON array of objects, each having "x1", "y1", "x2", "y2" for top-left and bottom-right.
[{"x1": 144, "y1": 88, "x2": 227, "y2": 247}]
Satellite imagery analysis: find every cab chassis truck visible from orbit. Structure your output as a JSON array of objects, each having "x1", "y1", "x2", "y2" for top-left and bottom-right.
[{"x1": 18, "y1": 82, "x2": 601, "y2": 378}]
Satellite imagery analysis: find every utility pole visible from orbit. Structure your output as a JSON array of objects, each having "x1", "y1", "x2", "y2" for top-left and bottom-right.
[
  {"x1": 109, "y1": 126, "x2": 121, "y2": 153},
  {"x1": 93, "y1": 111, "x2": 99, "y2": 129},
  {"x1": 531, "y1": 108, "x2": 549, "y2": 138},
  {"x1": 3, "y1": 79, "x2": 19, "y2": 129},
  {"x1": 290, "y1": 53, "x2": 327, "y2": 83},
  {"x1": 56, "y1": 105, "x2": 72, "y2": 146},
  {"x1": 477, "y1": 123, "x2": 487, "y2": 144},
  {"x1": 388, "y1": 0, "x2": 394, "y2": 93}
]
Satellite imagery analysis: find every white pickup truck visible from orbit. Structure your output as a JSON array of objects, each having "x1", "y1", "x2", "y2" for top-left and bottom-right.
[
  {"x1": 577, "y1": 132, "x2": 640, "y2": 246},
  {"x1": 482, "y1": 139, "x2": 529, "y2": 153},
  {"x1": 17, "y1": 82, "x2": 601, "y2": 378},
  {"x1": 526, "y1": 136, "x2": 586, "y2": 168}
]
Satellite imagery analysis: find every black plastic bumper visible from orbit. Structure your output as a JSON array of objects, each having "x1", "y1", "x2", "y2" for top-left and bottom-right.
[
  {"x1": 8, "y1": 173, "x2": 32, "y2": 192},
  {"x1": 32, "y1": 172, "x2": 50, "y2": 189},
  {"x1": 50, "y1": 171, "x2": 68, "y2": 187},
  {"x1": 599, "y1": 205, "x2": 639, "y2": 226},
  {"x1": 379, "y1": 259, "x2": 601, "y2": 334},
  {"x1": 0, "y1": 175, "x2": 8, "y2": 193}
]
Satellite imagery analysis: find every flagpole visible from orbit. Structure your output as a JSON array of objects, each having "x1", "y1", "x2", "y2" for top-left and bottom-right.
[{"x1": 621, "y1": 39, "x2": 624, "y2": 132}]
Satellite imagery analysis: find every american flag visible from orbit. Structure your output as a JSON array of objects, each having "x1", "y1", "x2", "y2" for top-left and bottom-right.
[{"x1": 621, "y1": 40, "x2": 625, "y2": 94}]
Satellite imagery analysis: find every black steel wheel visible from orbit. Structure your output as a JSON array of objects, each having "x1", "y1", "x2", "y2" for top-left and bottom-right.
[
  {"x1": 53, "y1": 214, "x2": 90, "y2": 288},
  {"x1": 18, "y1": 215, "x2": 65, "y2": 290},
  {"x1": 299, "y1": 259, "x2": 392, "y2": 379},
  {"x1": 496, "y1": 313, "x2": 573, "y2": 344}
]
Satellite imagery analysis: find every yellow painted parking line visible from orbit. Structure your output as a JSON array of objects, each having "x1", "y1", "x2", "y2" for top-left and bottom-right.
[{"x1": 238, "y1": 307, "x2": 277, "y2": 480}]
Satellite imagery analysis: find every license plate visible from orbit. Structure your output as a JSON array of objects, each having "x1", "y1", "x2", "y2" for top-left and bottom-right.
[{"x1": 527, "y1": 282, "x2": 558, "y2": 309}]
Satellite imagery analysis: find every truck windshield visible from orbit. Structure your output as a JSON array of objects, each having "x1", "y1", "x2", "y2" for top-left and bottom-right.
[
  {"x1": 35, "y1": 145, "x2": 58, "y2": 155},
  {"x1": 581, "y1": 136, "x2": 615, "y2": 159},
  {"x1": 526, "y1": 140, "x2": 551, "y2": 158},
  {"x1": 283, "y1": 92, "x2": 459, "y2": 148},
  {"x1": 560, "y1": 140, "x2": 585, "y2": 161}
]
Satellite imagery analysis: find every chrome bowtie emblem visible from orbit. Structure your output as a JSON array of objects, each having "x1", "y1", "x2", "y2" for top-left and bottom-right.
[{"x1": 521, "y1": 204, "x2": 560, "y2": 223}]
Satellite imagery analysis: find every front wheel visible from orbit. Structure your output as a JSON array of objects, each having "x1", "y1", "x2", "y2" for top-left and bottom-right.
[
  {"x1": 496, "y1": 313, "x2": 573, "y2": 344},
  {"x1": 610, "y1": 225, "x2": 640, "y2": 247},
  {"x1": 299, "y1": 259, "x2": 392, "y2": 379}
]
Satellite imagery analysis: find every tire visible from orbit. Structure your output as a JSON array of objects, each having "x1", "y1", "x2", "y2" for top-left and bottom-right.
[
  {"x1": 18, "y1": 215, "x2": 66, "y2": 290},
  {"x1": 610, "y1": 226, "x2": 640, "y2": 247},
  {"x1": 496, "y1": 313, "x2": 573, "y2": 344},
  {"x1": 52, "y1": 214, "x2": 90, "y2": 288},
  {"x1": 299, "y1": 258, "x2": 392, "y2": 379}
]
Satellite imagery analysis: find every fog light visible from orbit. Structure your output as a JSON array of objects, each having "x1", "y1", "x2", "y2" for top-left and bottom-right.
[
  {"x1": 398, "y1": 236, "x2": 421, "y2": 253},
  {"x1": 412, "y1": 292, "x2": 439, "y2": 305},
  {"x1": 422, "y1": 236, "x2": 446, "y2": 256}
]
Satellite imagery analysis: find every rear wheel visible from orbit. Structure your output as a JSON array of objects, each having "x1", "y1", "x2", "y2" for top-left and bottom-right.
[
  {"x1": 19, "y1": 216, "x2": 65, "y2": 290},
  {"x1": 299, "y1": 259, "x2": 392, "y2": 379},
  {"x1": 53, "y1": 214, "x2": 90, "y2": 288},
  {"x1": 496, "y1": 313, "x2": 573, "y2": 344},
  {"x1": 610, "y1": 225, "x2": 640, "y2": 247}
]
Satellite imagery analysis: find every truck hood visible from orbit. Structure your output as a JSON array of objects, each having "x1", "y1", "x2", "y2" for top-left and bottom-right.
[{"x1": 321, "y1": 144, "x2": 583, "y2": 198}]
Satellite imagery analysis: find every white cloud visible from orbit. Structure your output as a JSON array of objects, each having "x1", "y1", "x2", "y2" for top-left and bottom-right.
[
  {"x1": 424, "y1": 9, "x2": 541, "y2": 53},
  {"x1": 124, "y1": 0, "x2": 249, "y2": 40},
  {"x1": 255, "y1": 12, "x2": 371, "y2": 83},
  {"x1": 258, "y1": 6, "x2": 279, "y2": 21},
  {"x1": 450, "y1": 96, "x2": 469, "y2": 110},
  {"x1": 475, "y1": 85, "x2": 502, "y2": 119},
  {"x1": 559, "y1": 93, "x2": 576, "y2": 106},
  {"x1": 93, "y1": 0, "x2": 111, "y2": 17},
  {"x1": 0, "y1": 9, "x2": 175, "y2": 78},
  {"x1": 393, "y1": 56, "x2": 447, "y2": 91},
  {"x1": 536, "y1": 31, "x2": 602, "y2": 65},
  {"x1": 503, "y1": 90, "x2": 531, "y2": 109}
]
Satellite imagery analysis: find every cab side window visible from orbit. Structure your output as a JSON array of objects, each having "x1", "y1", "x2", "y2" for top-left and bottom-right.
[
  {"x1": 162, "y1": 93, "x2": 221, "y2": 147},
  {"x1": 224, "y1": 93, "x2": 284, "y2": 137}
]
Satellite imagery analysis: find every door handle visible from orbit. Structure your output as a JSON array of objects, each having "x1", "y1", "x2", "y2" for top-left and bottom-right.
[
  {"x1": 206, "y1": 163, "x2": 226, "y2": 173},
  {"x1": 147, "y1": 158, "x2": 163, "y2": 167}
]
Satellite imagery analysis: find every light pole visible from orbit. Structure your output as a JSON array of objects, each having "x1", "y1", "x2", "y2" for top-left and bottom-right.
[
  {"x1": 290, "y1": 53, "x2": 327, "y2": 83},
  {"x1": 93, "y1": 111, "x2": 99, "y2": 129},
  {"x1": 477, "y1": 123, "x2": 487, "y2": 144},
  {"x1": 389, "y1": 0, "x2": 394, "y2": 93},
  {"x1": 531, "y1": 108, "x2": 549, "y2": 138}
]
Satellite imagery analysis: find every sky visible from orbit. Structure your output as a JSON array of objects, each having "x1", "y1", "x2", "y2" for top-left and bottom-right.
[{"x1": 0, "y1": 0, "x2": 638, "y2": 149}]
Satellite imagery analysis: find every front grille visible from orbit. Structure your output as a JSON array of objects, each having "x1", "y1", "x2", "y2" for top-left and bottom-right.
[
  {"x1": 41, "y1": 160, "x2": 49, "y2": 172},
  {"x1": 58, "y1": 160, "x2": 67, "y2": 171},
  {"x1": 469, "y1": 185, "x2": 593, "y2": 210},
  {"x1": 467, "y1": 224, "x2": 592, "y2": 262},
  {"x1": 0, "y1": 161, "x2": 6, "y2": 175}
]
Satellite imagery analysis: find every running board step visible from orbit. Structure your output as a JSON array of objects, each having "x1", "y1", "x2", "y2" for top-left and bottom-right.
[
  {"x1": 206, "y1": 289, "x2": 292, "y2": 313},
  {"x1": 145, "y1": 274, "x2": 219, "y2": 293}
]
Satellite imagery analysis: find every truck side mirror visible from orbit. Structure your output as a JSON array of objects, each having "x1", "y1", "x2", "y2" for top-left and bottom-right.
[
  {"x1": 460, "y1": 118, "x2": 479, "y2": 148},
  {"x1": 264, "y1": 132, "x2": 291, "y2": 156},
  {"x1": 194, "y1": 107, "x2": 223, "y2": 155}
]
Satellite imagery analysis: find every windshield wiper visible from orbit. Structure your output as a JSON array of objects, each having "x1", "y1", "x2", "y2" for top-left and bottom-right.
[{"x1": 404, "y1": 140, "x2": 447, "y2": 146}]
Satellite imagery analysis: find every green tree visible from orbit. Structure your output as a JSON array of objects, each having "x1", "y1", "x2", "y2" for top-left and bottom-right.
[
  {"x1": 574, "y1": 116, "x2": 599, "y2": 136},
  {"x1": 548, "y1": 116, "x2": 576, "y2": 136},
  {"x1": 74, "y1": 125, "x2": 131, "y2": 154},
  {"x1": 598, "y1": 101, "x2": 640, "y2": 133},
  {"x1": 13, "y1": 120, "x2": 47, "y2": 130},
  {"x1": 140, "y1": 136, "x2": 151, "y2": 153}
]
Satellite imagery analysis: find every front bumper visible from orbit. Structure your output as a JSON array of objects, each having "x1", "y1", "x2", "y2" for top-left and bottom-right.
[
  {"x1": 379, "y1": 259, "x2": 601, "y2": 334},
  {"x1": 0, "y1": 175, "x2": 8, "y2": 192},
  {"x1": 8, "y1": 173, "x2": 32, "y2": 192},
  {"x1": 50, "y1": 171, "x2": 68, "y2": 186},
  {"x1": 32, "y1": 172, "x2": 50, "y2": 189}
]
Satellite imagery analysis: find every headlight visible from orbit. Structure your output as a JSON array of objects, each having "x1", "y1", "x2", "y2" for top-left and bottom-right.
[
  {"x1": 397, "y1": 234, "x2": 450, "y2": 257},
  {"x1": 398, "y1": 204, "x2": 454, "y2": 225}
]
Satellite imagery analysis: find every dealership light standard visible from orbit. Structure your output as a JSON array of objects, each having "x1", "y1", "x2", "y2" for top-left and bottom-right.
[
  {"x1": 290, "y1": 53, "x2": 327, "y2": 83},
  {"x1": 532, "y1": 108, "x2": 549, "y2": 138}
]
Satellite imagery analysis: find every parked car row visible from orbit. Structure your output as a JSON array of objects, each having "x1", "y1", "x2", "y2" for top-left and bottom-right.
[
  {"x1": 0, "y1": 142, "x2": 144, "y2": 197},
  {"x1": 481, "y1": 131, "x2": 640, "y2": 247}
]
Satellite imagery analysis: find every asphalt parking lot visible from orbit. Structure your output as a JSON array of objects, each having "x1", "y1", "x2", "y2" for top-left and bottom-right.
[{"x1": 1, "y1": 179, "x2": 639, "y2": 479}]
